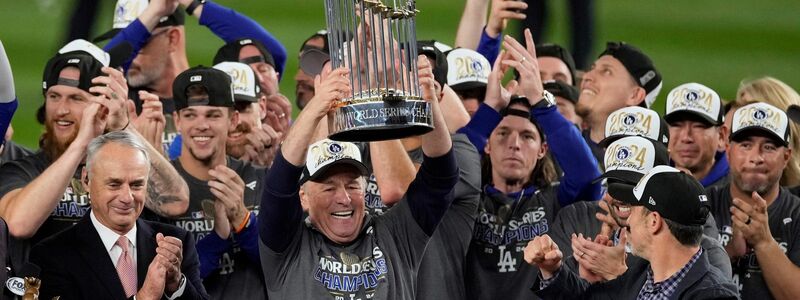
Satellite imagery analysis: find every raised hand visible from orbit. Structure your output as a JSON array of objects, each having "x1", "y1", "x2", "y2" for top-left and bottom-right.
[
  {"x1": 418, "y1": 55, "x2": 439, "y2": 103},
  {"x1": 731, "y1": 192, "x2": 773, "y2": 250},
  {"x1": 208, "y1": 165, "x2": 248, "y2": 227},
  {"x1": 502, "y1": 29, "x2": 544, "y2": 105},
  {"x1": 486, "y1": 0, "x2": 527, "y2": 38},
  {"x1": 133, "y1": 90, "x2": 166, "y2": 150},
  {"x1": 572, "y1": 232, "x2": 627, "y2": 283},
  {"x1": 137, "y1": 253, "x2": 167, "y2": 300},
  {"x1": 155, "y1": 233, "x2": 183, "y2": 293},
  {"x1": 241, "y1": 123, "x2": 280, "y2": 167},
  {"x1": 89, "y1": 67, "x2": 130, "y2": 131},
  {"x1": 306, "y1": 68, "x2": 351, "y2": 119},
  {"x1": 524, "y1": 234, "x2": 563, "y2": 279}
]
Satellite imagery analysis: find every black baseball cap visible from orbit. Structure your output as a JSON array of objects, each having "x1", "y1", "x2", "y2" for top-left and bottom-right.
[
  {"x1": 417, "y1": 40, "x2": 449, "y2": 87},
  {"x1": 608, "y1": 165, "x2": 710, "y2": 226},
  {"x1": 536, "y1": 43, "x2": 577, "y2": 85},
  {"x1": 600, "y1": 42, "x2": 662, "y2": 108},
  {"x1": 214, "y1": 38, "x2": 276, "y2": 68},
  {"x1": 172, "y1": 66, "x2": 235, "y2": 111},
  {"x1": 543, "y1": 80, "x2": 578, "y2": 104},
  {"x1": 93, "y1": 0, "x2": 185, "y2": 43},
  {"x1": 594, "y1": 136, "x2": 670, "y2": 185},
  {"x1": 42, "y1": 39, "x2": 110, "y2": 95}
]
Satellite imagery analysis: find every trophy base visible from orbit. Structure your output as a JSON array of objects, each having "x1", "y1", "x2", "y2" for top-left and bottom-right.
[{"x1": 328, "y1": 96, "x2": 433, "y2": 142}]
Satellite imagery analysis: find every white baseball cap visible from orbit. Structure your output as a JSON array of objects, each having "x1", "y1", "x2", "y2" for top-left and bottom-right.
[
  {"x1": 300, "y1": 139, "x2": 368, "y2": 184},
  {"x1": 594, "y1": 136, "x2": 670, "y2": 184},
  {"x1": 600, "y1": 106, "x2": 669, "y2": 147},
  {"x1": 730, "y1": 102, "x2": 790, "y2": 146},
  {"x1": 446, "y1": 48, "x2": 491, "y2": 91},
  {"x1": 213, "y1": 62, "x2": 260, "y2": 102},
  {"x1": 664, "y1": 83, "x2": 723, "y2": 126}
]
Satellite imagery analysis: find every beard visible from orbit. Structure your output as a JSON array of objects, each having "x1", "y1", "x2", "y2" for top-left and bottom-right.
[
  {"x1": 127, "y1": 59, "x2": 167, "y2": 89},
  {"x1": 42, "y1": 120, "x2": 79, "y2": 162},
  {"x1": 226, "y1": 121, "x2": 253, "y2": 159},
  {"x1": 731, "y1": 171, "x2": 775, "y2": 196}
]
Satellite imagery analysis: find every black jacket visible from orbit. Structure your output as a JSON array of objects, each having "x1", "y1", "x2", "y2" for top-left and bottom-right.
[
  {"x1": 30, "y1": 215, "x2": 208, "y2": 300},
  {"x1": 534, "y1": 249, "x2": 739, "y2": 300}
]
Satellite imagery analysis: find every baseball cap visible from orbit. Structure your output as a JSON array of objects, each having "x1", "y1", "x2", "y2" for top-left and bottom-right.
[
  {"x1": 172, "y1": 66, "x2": 235, "y2": 111},
  {"x1": 299, "y1": 139, "x2": 369, "y2": 184},
  {"x1": 417, "y1": 40, "x2": 449, "y2": 87},
  {"x1": 213, "y1": 62, "x2": 260, "y2": 103},
  {"x1": 214, "y1": 39, "x2": 276, "y2": 68},
  {"x1": 664, "y1": 83, "x2": 723, "y2": 126},
  {"x1": 42, "y1": 39, "x2": 110, "y2": 95},
  {"x1": 445, "y1": 48, "x2": 491, "y2": 92},
  {"x1": 599, "y1": 42, "x2": 662, "y2": 108},
  {"x1": 599, "y1": 106, "x2": 669, "y2": 147},
  {"x1": 595, "y1": 136, "x2": 670, "y2": 184},
  {"x1": 93, "y1": 0, "x2": 185, "y2": 43},
  {"x1": 608, "y1": 165, "x2": 710, "y2": 226},
  {"x1": 730, "y1": 102, "x2": 790, "y2": 146},
  {"x1": 536, "y1": 43, "x2": 577, "y2": 84},
  {"x1": 543, "y1": 80, "x2": 578, "y2": 104}
]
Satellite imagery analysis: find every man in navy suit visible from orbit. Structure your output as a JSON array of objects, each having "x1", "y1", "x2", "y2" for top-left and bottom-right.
[{"x1": 30, "y1": 131, "x2": 207, "y2": 299}]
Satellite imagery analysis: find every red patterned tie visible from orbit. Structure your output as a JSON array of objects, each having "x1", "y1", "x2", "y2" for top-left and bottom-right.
[{"x1": 116, "y1": 236, "x2": 137, "y2": 297}]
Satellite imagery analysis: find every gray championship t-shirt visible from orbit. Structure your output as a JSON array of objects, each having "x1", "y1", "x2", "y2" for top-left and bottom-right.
[
  {"x1": 708, "y1": 183, "x2": 800, "y2": 299},
  {"x1": 262, "y1": 200, "x2": 429, "y2": 299}
]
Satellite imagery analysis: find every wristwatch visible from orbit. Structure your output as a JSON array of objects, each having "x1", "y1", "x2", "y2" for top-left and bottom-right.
[
  {"x1": 185, "y1": 0, "x2": 206, "y2": 16},
  {"x1": 532, "y1": 90, "x2": 556, "y2": 110}
]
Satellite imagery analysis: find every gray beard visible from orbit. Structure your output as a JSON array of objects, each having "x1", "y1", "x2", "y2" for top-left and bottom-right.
[
  {"x1": 127, "y1": 62, "x2": 166, "y2": 89},
  {"x1": 732, "y1": 173, "x2": 773, "y2": 195}
]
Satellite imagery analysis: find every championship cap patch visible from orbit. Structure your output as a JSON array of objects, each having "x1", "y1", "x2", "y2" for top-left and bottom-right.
[
  {"x1": 213, "y1": 62, "x2": 260, "y2": 102},
  {"x1": 731, "y1": 102, "x2": 790, "y2": 146},
  {"x1": 445, "y1": 48, "x2": 491, "y2": 91},
  {"x1": 600, "y1": 106, "x2": 668, "y2": 147},
  {"x1": 665, "y1": 82, "x2": 723, "y2": 126},
  {"x1": 300, "y1": 139, "x2": 368, "y2": 184},
  {"x1": 594, "y1": 136, "x2": 669, "y2": 185}
]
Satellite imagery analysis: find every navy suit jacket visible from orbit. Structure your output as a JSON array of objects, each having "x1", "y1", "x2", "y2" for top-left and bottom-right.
[{"x1": 30, "y1": 215, "x2": 208, "y2": 300}]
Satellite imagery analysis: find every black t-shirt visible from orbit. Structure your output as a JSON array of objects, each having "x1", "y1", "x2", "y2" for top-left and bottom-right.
[
  {"x1": 0, "y1": 140, "x2": 34, "y2": 165},
  {"x1": 158, "y1": 157, "x2": 266, "y2": 299},
  {"x1": 707, "y1": 183, "x2": 800, "y2": 299},
  {"x1": 465, "y1": 184, "x2": 561, "y2": 300},
  {"x1": 0, "y1": 151, "x2": 89, "y2": 246}
]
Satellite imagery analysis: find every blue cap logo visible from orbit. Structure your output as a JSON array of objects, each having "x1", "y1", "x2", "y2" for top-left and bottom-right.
[
  {"x1": 328, "y1": 143, "x2": 343, "y2": 153},
  {"x1": 616, "y1": 147, "x2": 631, "y2": 160},
  {"x1": 753, "y1": 109, "x2": 767, "y2": 120},
  {"x1": 685, "y1": 91, "x2": 699, "y2": 101},
  {"x1": 623, "y1": 114, "x2": 637, "y2": 127}
]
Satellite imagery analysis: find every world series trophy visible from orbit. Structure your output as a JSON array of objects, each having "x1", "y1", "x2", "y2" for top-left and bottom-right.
[{"x1": 323, "y1": 0, "x2": 433, "y2": 141}]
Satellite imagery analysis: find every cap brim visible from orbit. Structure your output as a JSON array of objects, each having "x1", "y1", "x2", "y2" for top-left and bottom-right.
[
  {"x1": 450, "y1": 81, "x2": 487, "y2": 92},
  {"x1": 234, "y1": 94, "x2": 259, "y2": 103},
  {"x1": 300, "y1": 158, "x2": 369, "y2": 185},
  {"x1": 592, "y1": 169, "x2": 644, "y2": 185},
  {"x1": 299, "y1": 48, "x2": 330, "y2": 76},
  {"x1": 730, "y1": 127, "x2": 789, "y2": 147},
  {"x1": 607, "y1": 182, "x2": 641, "y2": 206},
  {"x1": 787, "y1": 105, "x2": 800, "y2": 124},
  {"x1": 598, "y1": 135, "x2": 622, "y2": 148},
  {"x1": 664, "y1": 110, "x2": 719, "y2": 126},
  {"x1": 92, "y1": 29, "x2": 122, "y2": 43}
]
